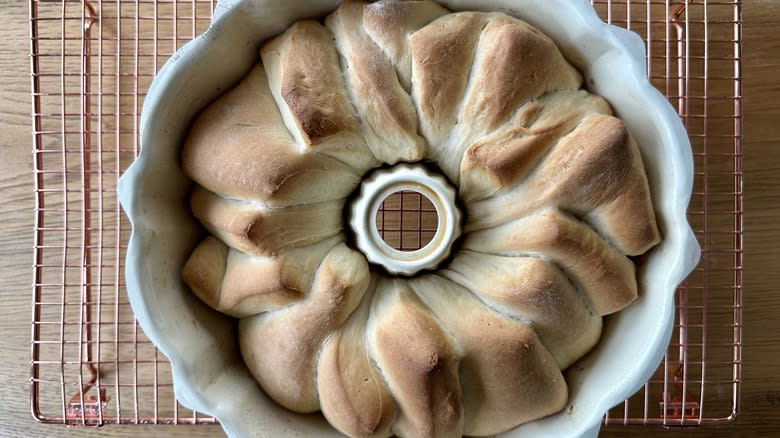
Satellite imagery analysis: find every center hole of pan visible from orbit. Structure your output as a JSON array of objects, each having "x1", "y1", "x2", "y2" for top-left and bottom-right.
[{"x1": 375, "y1": 190, "x2": 439, "y2": 252}]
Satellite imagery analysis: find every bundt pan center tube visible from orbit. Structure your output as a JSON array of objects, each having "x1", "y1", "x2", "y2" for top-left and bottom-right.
[
  {"x1": 117, "y1": 0, "x2": 700, "y2": 437},
  {"x1": 350, "y1": 164, "x2": 462, "y2": 276}
]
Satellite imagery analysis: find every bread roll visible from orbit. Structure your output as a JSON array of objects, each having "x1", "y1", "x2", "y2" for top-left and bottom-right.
[
  {"x1": 190, "y1": 185, "x2": 343, "y2": 257},
  {"x1": 428, "y1": 14, "x2": 582, "y2": 183},
  {"x1": 467, "y1": 114, "x2": 661, "y2": 255},
  {"x1": 460, "y1": 16, "x2": 582, "y2": 134},
  {"x1": 239, "y1": 243, "x2": 370, "y2": 413},
  {"x1": 441, "y1": 251, "x2": 602, "y2": 369},
  {"x1": 326, "y1": 0, "x2": 427, "y2": 164},
  {"x1": 409, "y1": 275, "x2": 568, "y2": 436},
  {"x1": 367, "y1": 279, "x2": 463, "y2": 438},
  {"x1": 410, "y1": 11, "x2": 492, "y2": 153},
  {"x1": 317, "y1": 279, "x2": 397, "y2": 438},
  {"x1": 459, "y1": 89, "x2": 611, "y2": 202},
  {"x1": 463, "y1": 209, "x2": 637, "y2": 315},
  {"x1": 181, "y1": 64, "x2": 360, "y2": 206},
  {"x1": 261, "y1": 20, "x2": 378, "y2": 173},
  {"x1": 182, "y1": 235, "x2": 341, "y2": 318},
  {"x1": 363, "y1": 0, "x2": 449, "y2": 91}
]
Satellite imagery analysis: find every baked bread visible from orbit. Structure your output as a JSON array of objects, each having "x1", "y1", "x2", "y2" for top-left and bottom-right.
[{"x1": 181, "y1": 1, "x2": 661, "y2": 436}]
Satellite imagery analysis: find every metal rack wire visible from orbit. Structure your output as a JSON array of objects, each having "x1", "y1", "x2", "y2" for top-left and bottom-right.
[{"x1": 30, "y1": 0, "x2": 742, "y2": 429}]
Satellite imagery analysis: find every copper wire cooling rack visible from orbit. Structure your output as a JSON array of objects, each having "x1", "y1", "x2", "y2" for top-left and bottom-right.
[{"x1": 30, "y1": 0, "x2": 743, "y2": 429}]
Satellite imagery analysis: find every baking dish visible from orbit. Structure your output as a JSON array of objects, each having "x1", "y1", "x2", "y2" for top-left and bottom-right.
[{"x1": 117, "y1": 0, "x2": 700, "y2": 436}]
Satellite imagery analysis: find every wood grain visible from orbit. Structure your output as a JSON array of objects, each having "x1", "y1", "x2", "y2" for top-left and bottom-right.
[{"x1": 1, "y1": 1, "x2": 778, "y2": 437}]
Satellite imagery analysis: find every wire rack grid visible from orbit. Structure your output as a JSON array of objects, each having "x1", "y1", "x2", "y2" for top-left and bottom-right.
[{"x1": 29, "y1": 0, "x2": 743, "y2": 430}]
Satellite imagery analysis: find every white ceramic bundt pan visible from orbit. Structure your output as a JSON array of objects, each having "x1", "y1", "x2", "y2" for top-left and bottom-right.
[{"x1": 117, "y1": 1, "x2": 700, "y2": 436}]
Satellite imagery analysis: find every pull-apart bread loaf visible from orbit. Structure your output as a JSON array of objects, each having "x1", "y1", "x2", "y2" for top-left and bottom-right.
[{"x1": 181, "y1": 1, "x2": 661, "y2": 436}]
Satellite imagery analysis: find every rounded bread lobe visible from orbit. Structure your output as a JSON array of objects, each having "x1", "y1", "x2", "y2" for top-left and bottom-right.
[
  {"x1": 182, "y1": 235, "x2": 341, "y2": 318},
  {"x1": 461, "y1": 15, "x2": 582, "y2": 132},
  {"x1": 538, "y1": 115, "x2": 660, "y2": 255},
  {"x1": 367, "y1": 279, "x2": 463, "y2": 438},
  {"x1": 181, "y1": 235, "x2": 228, "y2": 311},
  {"x1": 238, "y1": 243, "x2": 370, "y2": 413},
  {"x1": 459, "y1": 124, "x2": 558, "y2": 203},
  {"x1": 410, "y1": 12, "x2": 491, "y2": 153},
  {"x1": 181, "y1": 64, "x2": 359, "y2": 206},
  {"x1": 426, "y1": 14, "x2": 582, "y2": 183},
  {"x1": 467, "y1": 114, "x2": 661, "y2": 255},
  {"x1": 408, "y1": 275, "x2": 568, "y2": 436},
  {"x1": 459, "y1": 89, "x2": 612, "y2": 202},
  {"x1": 317, "y1": 281, "x2": 397, "y2": 438},
  {"x1": 325, "y1": 0, "x2": 427, "y2": 164},
  {"x1": 260, "y1": 20, "x2": 378, "y2": 173},
  {"x1": 190, "y1": 185, "x2": 343, "y2": 257},
  {"x1": 441, "y1": 251, "x2": 602, "y2": 369},
  {"x1": 362, "y1": 0, "x2": 449, "y2": 91},
  {"x1": 464, "y1": 209, "x2": 638, "y2": 316},
  {"x1": 585, "y1": 163, "x2": 662, "y2": 256}
]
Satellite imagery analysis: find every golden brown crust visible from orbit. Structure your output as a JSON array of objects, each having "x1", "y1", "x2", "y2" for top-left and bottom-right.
[
  {"x1": 585, "y1": 167, "x2": 662, "y2": 256},
  {"x1": 542, "y1": 114, "x2": 661, "y2": 255},
  {"x1": 260, "y1": 21, "x2": 378, "y2": 172},
  {"x1": 420, "y1": 14, "x2": 583, "y2": 184},
  {"x1": 368, "y1": 280, "x2": 463, "y2": 438},
  {"x1": 459, "y1": 89, "x2": 612, "y2": 202},
  {"x1": 317, "y1": 282, "x2": 397, "y2": 438},
  {"x1": 461, "y1": 15, "x2": 582, "y2": 134},
  {"x1": 441, "y1": 252, "x2": 602, "y2": 369},
  {"x1": 463, "y1": 209, "x2": 638, "y2": 315},
  {"x1": 182, "y1": 236, "x2": 341, "y2": 318},
  {"x1": 410, "y1": 12, "x2": 490, "y2": 149},
  {"x1": 218, "y1": 241, "x2": 330, "y2": 316},
  {"x1": 466, "y1": 114, "x2": 661, "y2": 255},
  {"x1": 325, "y1": 1, "x2": 426, "y2": 164},
  {"x1": 181, "y1": 64, "x2": 360, "y2": 206},
  {"x1": 363, "y1": 0, "x2": 449, "y2": 91},
  {"x1": 409, "y1": 275, "x2": 568, "y2": 436},
  {"x1": 239, "y1": 244, "x2": 371, "y2": 413},
  {"x1": 190, "y1": 185, "x2": 343, "y2": 257},
  {"x1": 532, "y1": 115, "x2": 638, "y2": 207},
  {"x1": 264, "y1": 21, "x2": 356, "y2": 141},
  {"x1": 460, "y1": 127, "x2": 558, "y2": 202}
]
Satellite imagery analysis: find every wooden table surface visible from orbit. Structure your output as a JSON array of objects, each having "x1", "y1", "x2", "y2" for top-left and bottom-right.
[{"x1": 1, "y1": 1, "x2": 778, "y2": 437}]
